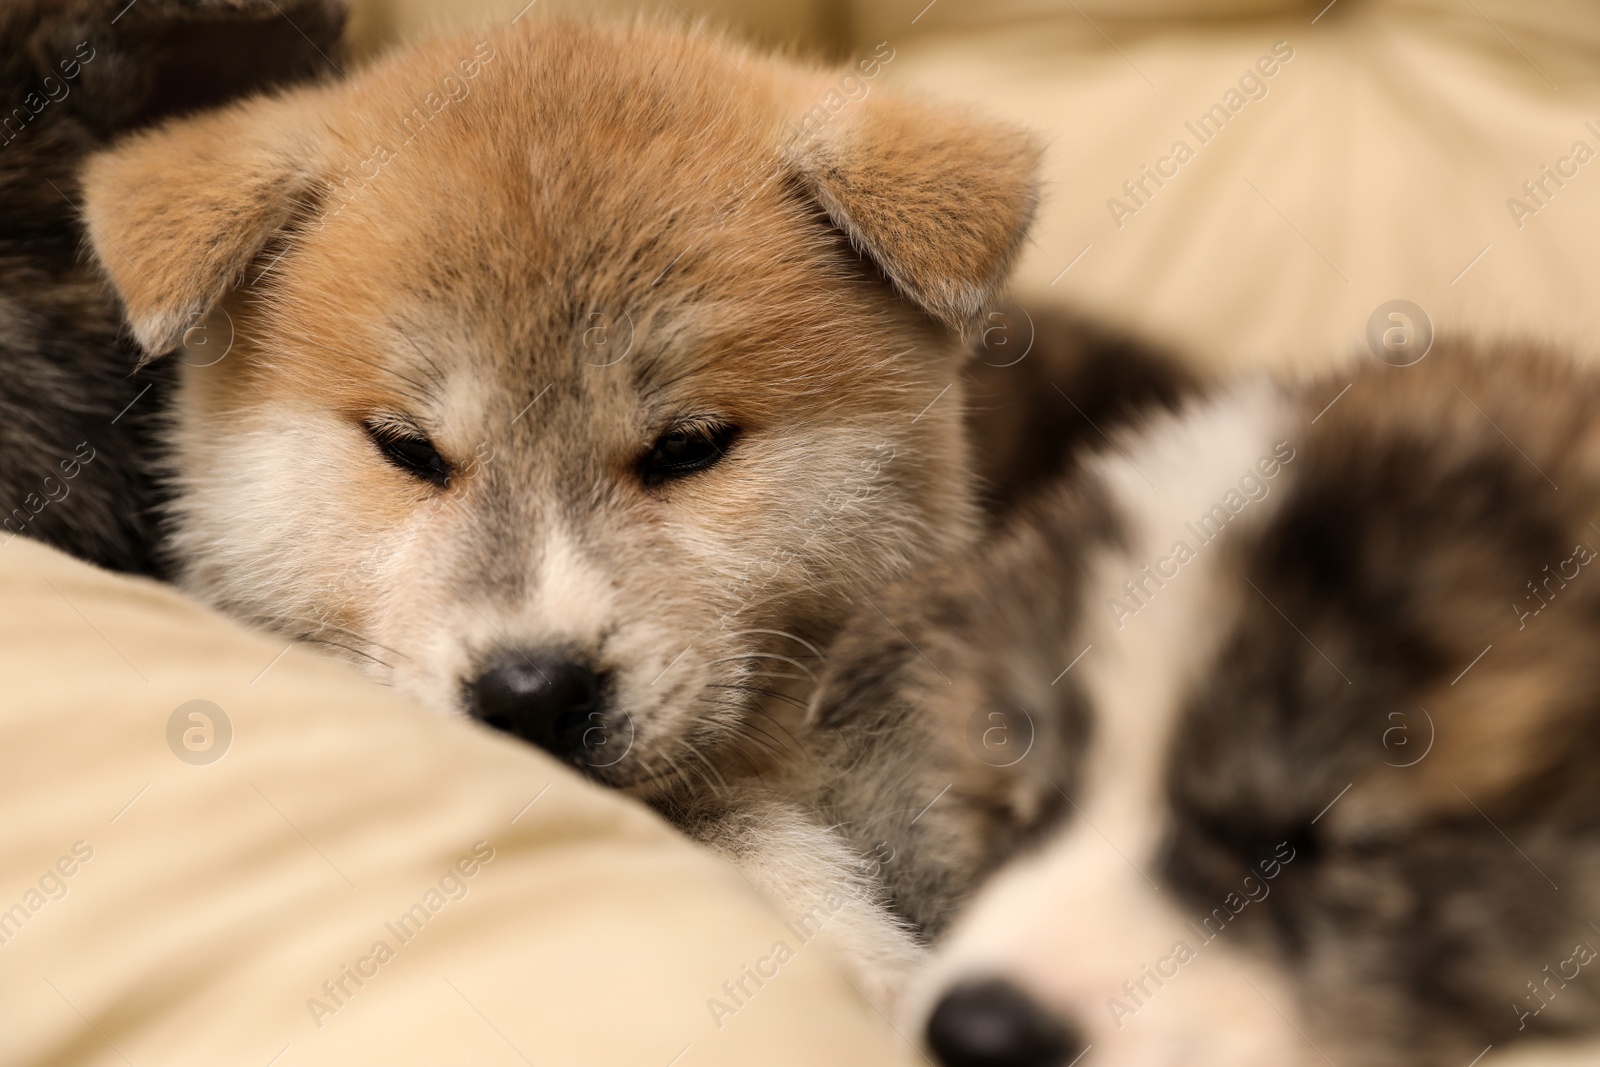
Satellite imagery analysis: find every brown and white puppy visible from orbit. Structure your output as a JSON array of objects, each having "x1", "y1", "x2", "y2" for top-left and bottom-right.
[
  {"x1": 809, "y1": 341, "x2": 1600, "y2": 1065},
  {"x1": 79, "y1": 17, "x2": 1040, "y2": 995}
]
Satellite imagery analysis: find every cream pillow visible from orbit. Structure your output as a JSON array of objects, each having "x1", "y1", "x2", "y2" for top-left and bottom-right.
[
  {"x1": 865, "y1": 0, "x2": 1600, "y2": 372},
  {"x1": 0, "y1": 538, "x2": 917, "y2": 1066}
]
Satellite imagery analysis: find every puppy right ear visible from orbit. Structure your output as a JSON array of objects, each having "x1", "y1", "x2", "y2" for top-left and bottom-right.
[
  {"x1": 785, "y1": 91, "x2": 1041, "y2": 334},
  {"x1": 81, "y1": 97, "x2": 325, "y2": 358}
]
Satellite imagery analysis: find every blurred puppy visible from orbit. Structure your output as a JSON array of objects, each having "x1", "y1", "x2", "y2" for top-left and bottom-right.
[
  {"x1": 810, "y1": 342, "x2": 1600, "y2": 1064},
  {"x1": 80, "y1": 17, "x2": 1043, "y2": 996}
]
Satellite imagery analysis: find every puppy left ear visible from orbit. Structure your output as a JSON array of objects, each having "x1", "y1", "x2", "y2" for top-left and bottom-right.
[
  {"x1": 82, "y1": 95, "x2": 326, "y2": 358},
  {"x1": 785, "y1": 95, "x2": 1041, "y2": 332}
]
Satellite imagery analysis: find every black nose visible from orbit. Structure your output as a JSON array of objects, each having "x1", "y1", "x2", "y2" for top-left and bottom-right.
[
  {"x1": 926, "y1": 979, "x2": 1084, "y2": 1067},
  {"x1": 468, "y1": 655, "x2": 601, "y2": 760}
]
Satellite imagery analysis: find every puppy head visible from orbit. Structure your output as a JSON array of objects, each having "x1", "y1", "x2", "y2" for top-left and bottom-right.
[
  {"x1": 811, "y1": 383, "x2": 1314, "y2": 1066},
  {"x1": 815, "y1": 357, "x2": 1600, "y2": 1067},
  {"x1": 81, "y1": 19, "x2": 1041, "y2": 791}
]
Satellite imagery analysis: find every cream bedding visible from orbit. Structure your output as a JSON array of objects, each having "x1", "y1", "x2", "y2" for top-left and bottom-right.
[
  {"x1": 875, "y1": 0, "x2": 1600, "y2": 374},
  {"x1": 0, "y1": 538, "x2": 916, "y2": 1066}
]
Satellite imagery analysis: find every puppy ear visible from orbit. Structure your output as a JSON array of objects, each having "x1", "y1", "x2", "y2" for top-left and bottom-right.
[
  {"x1": 81, "y1": 97, "x2": 325, "y2": 358},
  {"x1": 786, "y1": 95, "x2": 1041, "y2": 332}
]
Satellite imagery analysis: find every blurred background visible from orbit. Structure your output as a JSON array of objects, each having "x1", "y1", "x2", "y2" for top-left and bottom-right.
[{"x1": 341, "y1": 0, "x2": 1600, "y2": 376}]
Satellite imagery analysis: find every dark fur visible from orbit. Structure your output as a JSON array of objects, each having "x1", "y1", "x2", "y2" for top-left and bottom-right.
[
  {"x1": 811, "y1": 338, "x2": 1600, "y2": 1064},
  {"x1": 1164, "y1": 344, "x2": 1600, "y2": 1062},
  {"x1": 962, "y1": 303, "x2": 1196, "y2": 522},
  {"x1": 0, "y1": 0, "x2": 344, "y2": 574}
]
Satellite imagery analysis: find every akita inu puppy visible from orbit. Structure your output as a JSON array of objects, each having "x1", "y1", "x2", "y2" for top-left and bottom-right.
[
  {"x1": 810, "y1": 342, "x2": 1600, "y2": 1065},
  {"x1": 81, "y1": 16, "x2": 1042, "y2": 997}
]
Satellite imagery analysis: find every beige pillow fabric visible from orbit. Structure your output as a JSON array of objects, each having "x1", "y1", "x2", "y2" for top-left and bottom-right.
[
  {"x1": 0, "y1": 538, "x2": 916, "y2": 1067},
  {"x1": 865, "y1": 0, "x2": 1600, "y2": 373}
]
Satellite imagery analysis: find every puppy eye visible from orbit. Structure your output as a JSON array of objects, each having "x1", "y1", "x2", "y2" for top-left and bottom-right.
[
  {"x1": 365, "y1": 421, "x2": 451, "y2": 487},
  {"x1": 639, "y1": 422, "x2": 739, "y2": 486}
]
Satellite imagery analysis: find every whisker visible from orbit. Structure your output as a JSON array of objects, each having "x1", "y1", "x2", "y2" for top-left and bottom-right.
[
  {"x1": 297, "y1": 635, "x2": 393, "y2": 671},
  {"x1": 678, "y1": 741, "x2": 733, "y2": 794},
  {"x1": 706, "y1": 652, "x2": 818, "y2": 682},
  {"x1": 253, "y1": 613, "x2": 410, "y2": 663},
  {"x1": 706, "y1": 682, "x2": 811, "y2": 714},
  {"x1": 701, "y1": 729, "x2": 767, "y2": 787},
  {"x1": 724, "y1": 716, "x2": 787, "y2": 758},
  {"x1": 660, "y1": 750, "x2": 696, "y2": 793},
  {"x1": 625, "y1": 758, "x2": 691, "y2": 794},
  {"x1": 745, "y1": 704, "x2": 804, "y2": 750},
  {"x1": 721, "y1": 627, "x2": 826, "y2": 659}
]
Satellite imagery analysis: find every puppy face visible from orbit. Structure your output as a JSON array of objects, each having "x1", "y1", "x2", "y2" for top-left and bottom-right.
[
  {"x1": 82, "y1": 20, "x2": 1039, "y2": 791},
  {"x1": 812, "y1": 346, "x2": 1600, "y2": 1066}
]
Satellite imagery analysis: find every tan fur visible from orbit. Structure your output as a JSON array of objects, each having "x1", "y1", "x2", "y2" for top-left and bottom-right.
[
  {"x1": 80, "y1": 17, "x2": 1041, "y2": 1002},
  {"x1": 788, "y1": 96, "x2": 1040, "y2": 332}
]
